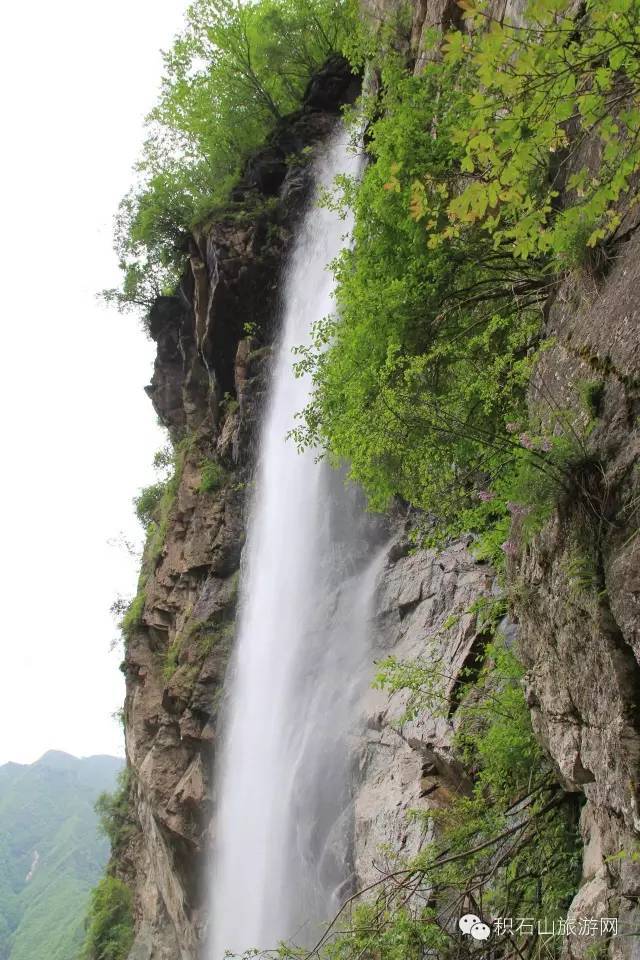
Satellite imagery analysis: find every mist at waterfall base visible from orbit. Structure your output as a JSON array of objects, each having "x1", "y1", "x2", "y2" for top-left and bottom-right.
[{"x1": 209, "y1": 131, "x2": 386, "y2": 957}]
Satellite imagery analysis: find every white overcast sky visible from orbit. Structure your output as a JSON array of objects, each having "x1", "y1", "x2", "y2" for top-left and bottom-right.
[{"x1": 0, "y1": 0, "x2": 188, "y2": 764}]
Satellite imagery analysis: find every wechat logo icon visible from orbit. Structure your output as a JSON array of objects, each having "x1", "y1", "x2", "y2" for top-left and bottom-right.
[{"x1": 459, "y1": 914, "x2": 492, "y2": 941}]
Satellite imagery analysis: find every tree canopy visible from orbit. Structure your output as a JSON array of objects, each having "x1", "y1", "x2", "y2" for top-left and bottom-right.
[
  {"x1": 105, "y1": 0, "x2": 353, "y2": 315},
  {"x1": 293, "y1": 0, "x2": 640, "y2": 564}
]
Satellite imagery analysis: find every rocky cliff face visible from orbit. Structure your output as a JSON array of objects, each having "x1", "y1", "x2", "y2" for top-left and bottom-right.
[
  {"x1": 119, "y1": 59, "x2": 361, "y2": 960},
  {"x1": 352, "y1": 1, "x2": 640, "y2": 957},
  {"x1": 513, "y1": 234, "x2": 640, "y2": 959},
  {"x1": 353, "y1": 538, "x2": 498, "y2": 888},
  {"x1": 117, "y1": 13, "x2": 640, "y2": 960}
]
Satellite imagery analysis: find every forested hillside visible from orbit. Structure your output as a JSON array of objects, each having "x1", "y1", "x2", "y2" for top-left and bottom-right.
[{"x1": 0, "y1": 751, "x2": 122, "y2": 960}]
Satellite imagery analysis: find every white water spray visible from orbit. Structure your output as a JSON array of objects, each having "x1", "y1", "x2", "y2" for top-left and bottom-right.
[{"x1": 209, "y1": 130, "x2": 383, "y2": 957}]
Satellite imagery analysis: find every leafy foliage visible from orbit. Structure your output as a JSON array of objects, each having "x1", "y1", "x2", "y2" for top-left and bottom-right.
[
  {"x1": 435, "y1": 0, "x2": 640, "y2": 262},
  {"x1": 199, "y1": 458, "x2": 226, "y2": 493},
  {"x1": 95, "y1": 770, "x2": 137, "y2": 855},
  {"x1": 163, "y1": 635, "x2": 184, "y2": 680},
  {"x1": 119, "y1": 590, "x2": 146, "y2": 643},
  {"x1": 374, "y1": 596, "x2": 507, "y2": 721},
  {"x1": 79, "y1": 876, "x2": 134, "y2": 960},
  {"x1": 133, "y1": 482, "x2": 166, "y2": 529},
  {"x1": 294, "y1": 0, "x2": 639, "y2": 562},
  {"x1": 292, "y1": 47, "x2": 553, "y2": 561},
  {"x1": 138, "y1": 434, "x2": 195, "y2": 570},
  {"x1": 107, "y1": 0, "x2": 354, "y2": 314},
  {"x1": 117, "y1": 439, "x2": 198, "y2": 650}
]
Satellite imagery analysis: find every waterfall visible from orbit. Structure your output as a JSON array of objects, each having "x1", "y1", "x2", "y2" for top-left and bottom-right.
[{"x1": 209, "y1": 130, "x2": 382, "y2": 958}]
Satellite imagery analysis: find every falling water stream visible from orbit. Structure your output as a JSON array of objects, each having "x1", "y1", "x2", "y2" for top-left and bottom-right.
[{"x1": 209, "y1": 130, "x2": 383, "y2": 958}]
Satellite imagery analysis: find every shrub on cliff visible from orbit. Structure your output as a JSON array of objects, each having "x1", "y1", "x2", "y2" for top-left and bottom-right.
[
  {"x1": 292, "y1": 48, "x2": 552, "y2": 562},
  {"x1": 80, "y1": 876, "x2": 134, "y2": 960},
  {"x1": 199, "y1": 457, "x2": 226, "y2": 493},
  {"x1": 95, "y1": 769, "x2": 137, "y2": 855},
  {"x1": 105, "y1": 0, "x2": 355, "y2": 315},
  {"x1": 133, "y1": 481, "x2": 166, "y2": 529},
  {"x1": 293, "y1": 0, "x2": 640, "y2": 563}
]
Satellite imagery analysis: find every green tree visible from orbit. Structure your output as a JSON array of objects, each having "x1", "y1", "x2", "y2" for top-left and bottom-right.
[
  {"x1": 292, "y1": 49, "x2": 553, "y2": 561},
  {"x1": 107, "y1": 0, "x2": 355, "y2": 316},
  {"x1": 294, "y1": 0, "x2": 636, "y2": 562}
]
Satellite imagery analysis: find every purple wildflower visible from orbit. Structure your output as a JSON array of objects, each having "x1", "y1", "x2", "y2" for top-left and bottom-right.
[
  {"x1": 500, "y1": 539, "x2": 519, "y2": 559},
  {"x1": 507, "y1": 501, "x2": 531, "y2": 519},
  {"x1": 477, "y1": 490, "x2": 496, "y2": 502},
  {"x1": 538, "y1": 437, "x2": 553, "y2": 452},
  {"x1": 519, "y1": 432, "x2": 535, "y2": 450}
]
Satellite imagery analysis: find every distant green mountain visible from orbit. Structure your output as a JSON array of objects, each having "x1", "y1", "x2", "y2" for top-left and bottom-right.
[{"x1": 0, "y1": 750, "x2": 123, "y2": 960}]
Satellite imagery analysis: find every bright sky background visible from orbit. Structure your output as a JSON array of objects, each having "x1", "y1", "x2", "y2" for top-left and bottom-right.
[{"x1": 0, "y1": 0, "x2": 188, "y2": 764}]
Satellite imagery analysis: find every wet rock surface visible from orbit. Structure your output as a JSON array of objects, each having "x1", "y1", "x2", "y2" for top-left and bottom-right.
[
  {"x1": 354, "y1": 538, "x2": 496, "y2": 888},
  {"x1": 512, "y1": 237, "x2": 640, "y2": 958},
  {"x1": 119, "y1": 60, "x2": 362, "y2": 960},
  {"x1": 352, "y1": 3, "x2": 640, "y2": 952},
  {"x1": 115, "y1": 20, "x2": 640, "y2": 959}
]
